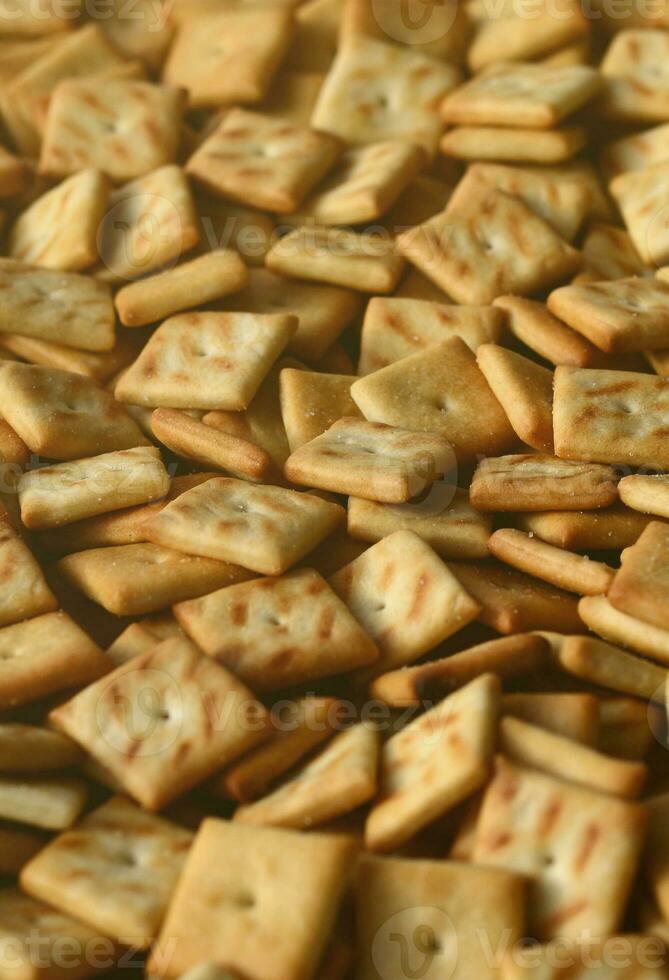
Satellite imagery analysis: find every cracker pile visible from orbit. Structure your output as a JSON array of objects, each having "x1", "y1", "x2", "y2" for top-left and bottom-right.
[{"x1": 0, "y1": 2, "x2": 667, "y2": 980}]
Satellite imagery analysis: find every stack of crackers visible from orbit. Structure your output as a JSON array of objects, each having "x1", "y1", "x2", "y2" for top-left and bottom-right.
[{"x1": 0, "y1": 1, "x2": 666, "y2": 979}]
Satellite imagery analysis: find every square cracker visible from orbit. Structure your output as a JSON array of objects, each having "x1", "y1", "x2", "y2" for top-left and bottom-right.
[
  {"x1": 365, "y1": 674, "x2": 500, "y2": 852},
  {"x1": 601, "y1": 123, "x2": 669, "y2": 181},
  {"x1": 516, "y1": 505, "x2": 658, "y2": 552},
  {"x1": 618, "y1": 473, "x2": 669, "y2": 518},
  {"x1": 0, "y1": 504, "x2": 57, "y2": 627},
  {"x1": 95, "y1": 165, "x2": 199, "y2": 284},
  {"x1": 39, "y1": 79, "x2": 185, "y2": 182},
  {"x1": 467, "y1": 1, "x2": 589, "y2": 72},
  {"x1": 579, "y1": 222, "x2": 649, "y2": 280},
  {"x1": 351, "y1": 337, "x2": 516, "y2": 464},
  {"x1": 356, "y1": 854, "x2": 525, "y2": 980},
  {"x1": 145, "y1": 477, "x2": 344, "y2": 575},
  {"x1": 283, "y1": 418, "x2": 454, "y2": 503},
  {"x1": 234, "y1": 723, "x2": 379, "y2": 830},
  {"x1": 469, "y1": 454, "x2": 619, "y2": 512},
  {"x1": 116, "y1": 312, "x2": 296, "y2": 412},
  {"x1": 599, "y1": 28, "x2": 669, "y2": 123},
  {"x1": 609, "y1": 161, "x2": 669, "y2": 268},
  {"x1": 8, "y1": 169, "x2": 108, "y2": 272},
  {"x1": 473, "y1": 757, "x2": 647, "y2": 940},
  {"x1": 441, "y1": 63, "x2": 602, "y2": 128},
  {"x1": 0, "y1": 330, "x2": 144, "y2": 383},
  {"x1": 21, "y1": 796, "x2": 192, "y2": 948},
  {"x1": 0, "y1": 611, "x2": 109, "y2": 712},
  {"x1": 553, "y1": 365, "x2": 669, "y2": 469},
  {"x1": 186, "y1": 109, "x2": 342, "y2": 215},
  {"x1": 279, "y1": 368, "x2": 360, "y2": 451},
  {"x1": 265, "y1": 226, "x2": 405, "y2": 294},
  {"x1": 329, "y1": 529, "x2": 481, "y2": 674},
  {"x1": 441, "y1": 124, "x2": 587, "y2": 164},
  {"x1": 0, "y1": 724, "x2": 80, "y2": 773},
  {"x1": 0, "y1": 260, "x2": 115, "y2": 353},
  {"x1": 311, "y1": 36, "x2": 461, "y2": 157},
  {"x1": 50, "y1": 637, "x2": 268, "y2": 811},
  {"x1": 115, "y1": 251, "x2": 249, "y2": 328},
  {"x1": 216, "y1": 268, "x2": 361, "y2": 364},
  {"x1": 0, "y1": 774, "x2": 87, "y2": 831},
  {"x1": 174, "y1": 567, "x2": 378, "y2": 692},
  {"x1": 488, "y1": 528, "x2": 615, "y2": 597},
  {"x1": 358, "y1": 297, "x2": 504, "y2": 375},
  {"x1": 18, "y1": 446, "x2": 170, "y2": 530},
  {"x1": 547, "y1": 278, "x2": 669, "y2": 354},
  {"x1": 493, "y1": 295, "x2": 603, "y2": 368},
  {"x1": 556, "y1": 635, "x2": 668, "y2": 701},
  {"x1": 397, "y1": 190, "x2": 581, "y2": 305},
  {"x1": 476, "y1": 343, "x2": 554, "y2": 453},
  {"x1": 579, "y1": 594, "x2": 669, "y2": 667},
  {"x1": 148, "y1": 819, "x2": 356, "y2": 980},
  {"x1": 0, "y1": 362, "x2": 146, "y2": 460},
  {"x1": 56, "y1": 543, "x2": 255, "y2": 618},
  {"x1": 163, "y1": 7, "x2": 294, "y2": 109},
  {"x1": 608, "y1": 521, "x2": 669, "y2": 631}
]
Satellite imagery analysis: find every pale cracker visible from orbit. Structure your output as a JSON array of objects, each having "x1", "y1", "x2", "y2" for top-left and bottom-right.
[
  {"x1": 619, "y1": 474, "x2": 669, "y2": 518},
  {"x1": 0, "y1": 725, "x2": 79, "y2": 772},
  {"x1": 0, "y1": 331, "x2": 145, "y2": 383},
  {"x1": 517, "y1": 505, "x2": 661, "y2": 551},
  {"x1": 329, "y1": 529, "x2": 480, "y2": 674},
  {"x1": 98, "y1": 0, "x2": 174, "y2": 71},
  {"x1": 609, "y1": 161, "x2": 669, "y2": 267},
  {"x1": 608, "y1": 521, "x2": 669, "y2": 630},
  {"x1": 0, "y1": 504, "x2": 56, "y2": 627},
  {"x1": 279, "y1": 369, "x2": 360, "y2": 451},
  {"x1": 556, "y1": 635, "x2": 668, "y2": 701},
  {"x1": 467, "y1": 1, "x2": 589, "y2": 72},
  {"x1": 553, "y1": 365, "x2": 669, "y2": 469},
  {"x1": 441, "y1": 125, "x2": 587, "y2": 164},
  {"x1": 283, "y1": 418, "x2": 453, "y2": 503},
  {"x1": 20, "y1": 796, "x2": 193, "y2": 948},
  {"x1": 357, "y1": 297, "x2": 504, "y2": 374},
  {"x1": 0, "y1": 775, "x2": 87, "y2": 830},
  {"x1": 599, "y1": 29, "x2": 669, "y2": 122},
  {"x1": 366, "y1": 674, "x2": 500, "y2": 852},
  {"x1": 115, "y1": 251, "x2": 248, "y2": 327},
  {"x1": 579, "y1": 222, "x2": 649, "y2": 280},
  {"x1": 148, "y1": 820, "x2": 356, "y2": 980},
  {"x1": 477, "y1": 343, "x2": 554, "y2": 453},
  {"x1": 579, "y1": 594, "x2": 669, "y2": 667},
  {"x1": 488, "y1": 528, "x2": 615, "y2": 596},
  {"x1": 145, "y1": 477, "x2": 344, "y2": 575},
  {"x1": 186, "y1": 109, "x2": 342, "y2": 214},
  {"x1": 56, "y1": 543, "x2": 255, "y2": 617},
  {"x1": 469, "y1": 454, "x2": 619, "y2": 512},
  {"x1": 473, "y1": 757, "x2": 646, "y2": 940},
  {"x1": 601, "y1": 123, "x2": 669, "y2": 180},
  {"x1": 493, "y1": 295, "x2": 604, "y2": 368},
  {"x1": 174, "y1": 567, "x2": 378, "y2": 692}
]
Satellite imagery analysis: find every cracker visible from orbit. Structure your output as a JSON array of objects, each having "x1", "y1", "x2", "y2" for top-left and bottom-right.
[
  {"x1": 266, "y1": 226, "x2": 405, "y2": 294},
  {"x1": 447, "y1": 162, "x2": 590, "y2": 242},
  {"x1": 493, "y1": 295, "x2": 603, "y2": 368},
  {"x1": 283, "y1": 418, "x2": 453, "y2": 503},
  {"x1": 468, "y1": 3, "x2": 589, "y2": 72},
  {"x1": 370, "y1": 634, "x2": 549, "y2": 707},
  {"x1": 470, "y1": 454, "x2": 619, "y2": 512},
  {"x1": 619, "y1": 473, "x2": 669, "y2": 518},
  {"x1": 358, "y1": 297, "x2": 504, "y2": 375},
  {"x1": 340, "y1": 0, "x2": 470, "y2": 62},
  {"x1": 329, "y1": 529, "x2": 480, "y2": 675},
  {"x1": 145, "y1": 477, "x2": 344, "y2": 575},
  {"x1": 499, "y1": 716, "x2": 647, "y2": 799},
  {"x1": 216, "y1": 268, "x2": 361, "y2": 364},
  {"x1": 0, "y1": 499, "x2": 55, "y2": 625},
  {"x1": 187, "y1": 109, "x2": 342, "y2": 214},
  {"x1": 288, "y1": 141, "x2": 425, "y2": 226},
  {"x1": 351, "y1": 337, "x2": 516, "y2": 463},
  {"x1": 397, "y1": 190, "x2": 581, "y2": 305},
  {"x1": 0, "y1": 611, "x2": 108, "y2": 711},
  {"x1": 98, "y1": 0, "x2": 174, "y2": 71},
  {"x1": 366, "y1": 674, "x2": 500, "y2": 852},
  {"x1": 150, "y1": 410, "x2": 272, "y2": 483},
  {"x1": 489, "y1": 528, "x2": 615, "y2": 596},
  {"x1": 553, "y1": 365, "x2": 669, "y2": 468},
  {"x1": 602, "y1": 123, "x2": 669, "y2": 181},
  {"x1": 556, "y1": 635, "x2": 668, "y2": 700},
  {"x1": 579, "y1": 594, "x2": 669, "y2": 667},
  {"x1": 39, "y1": 79, "x2": 184, "y2": 183},
  {"x1": 163, "y1": 7, "x2": 294, "y2": 108},
  {"x1": 357, "y1": 853, "x2": 524, "y2": 980},
  {"x1": 21, "y1": 796, "x2": 192, "y2": 948},
  {"x1": 477, "y1": 344, "x2": 554, "y2": 453},
  {"x1": 579, "y1": 221, "x2": 649, "y2": 281},
  {"x1": 116, "y1": 311, "x2": 296, "y2": 411},
  {"x1": 517, "y1": 504, "x2": 659, "y2": 551},
  {"x1": 9, "y1": 169, "x2": 108, "y2": 272},
  {"x1": 96, "y1": 165, "x2": 199, "y2": 284},
  {"x1": 609, "y1": 521, "x2": 669, "y2": 630},
  {"x1": 0, "y1": 775, "x2": 87, "y2": 831},
  {"x1": 382, "y1": 173, "x2": 454, "y2": 234},
  {"x1": 0, "y1": 331, "x2": 144, "y2": 383},
  {"x1": 235, "y1": 723, "x2": 379, "y2": 830},
  {"x1": 50, "y1": 636, "x2": 268, "y2": 811},
  {"x1": 0, "y1": 362, "x2": 146, "y2": 461},
  {"x1": 174, "y1": 567, "x2": 378, "y2": 692},
  {"x1": 609, "y1": 161, "x2": 669, "y2": 268},
  {"x1": 0, "y1": 725, "x2": 79, "y2": 773},
  {"x1": 279, "y1": 369, "x2": 360, "y2": 451},
  {"x1": 115, "y1": 251, "x2": 248, "y2": 328},
  {"x1": 311, "y1": 36, "x2": 461, "y2": 157},
  {"x1": 599, "y1": 696, "x2": 657, "y2": 761},
  {"x1": 451, "y1": 561, "x2": 584, "y2": 634},
  {"x1": 56, "y1": 543, "x2": 254, "y2": 618},
  {"x1": 502, "y1": 692, "x2": 600, "y2": 744},
  {"x1": 599, "y1": 28, "x2": 669, "y2": 122},
  {"x1": 473, "y1": 757, "x2": 646, "y2": 940},
  {"x1": 148, "y1": 820, "x2": 356, "y2": 980},
  {"x1": 347, "y1": 489, "x2": 492, "y2": 561},
  {"x1": 213, "y1": 696, "x2": 339, "y2": 803},
  {"x1": 441, "y1": 124, "x2": 587, "y2": 164},
  {"x1": 442, "y1": 63, "x2": 601, "y2": 128}
]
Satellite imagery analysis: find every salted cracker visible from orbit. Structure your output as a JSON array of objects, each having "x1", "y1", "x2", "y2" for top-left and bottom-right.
[
  {"x1": 608, "y1": 521, "x2": 669, "y2": 631},
  {"x1": 557, "y1": 635, "x2": 668, "y2": 701},
  {"x1": 477, "y1": 344, "x2": 554, "y2": 453},
  {"x1": 618, "y1": 474, "x2": 669, "y2": 518},
  {"x1": 469, "y1": 454, "x2": 619, "y2": 512},
  {"x1": 609, "y1": 161, "x2": 669, "y2": 268},
  {"x1": 279, "y1": 369, "x2": 360, "y2": 451},
  {"x1": 599, "y1": 28, "x2": 669, "y2": 122},
  {"x1": 493, "y1": 295, "x2": 604, "y2": 368},
  {"x1": 517, "y1": 504, "x2": 659, "y2": 551},
  {"x1": 488, "y1": 528, "x2": 615, "y2": 596},
  {"x1": 441, "y1": 124, "x2": 587, "y2": 164},
  {"x1": 579, "y1": 594, "x2": 669, "y2": 667},
  {"x1": 0, "y1": 504, "x2": 57, "y2": 627}
]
